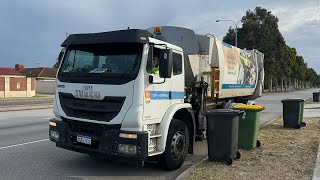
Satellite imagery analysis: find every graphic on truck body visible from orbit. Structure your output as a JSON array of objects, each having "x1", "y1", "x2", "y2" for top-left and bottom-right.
[{"x1": 220, "y1": 42, "x2": 258, "y2": 89}]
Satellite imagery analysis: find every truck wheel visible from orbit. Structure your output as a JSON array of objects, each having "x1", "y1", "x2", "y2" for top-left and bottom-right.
[{"x1": 160, "y1": 119, "x2": 189, "y2": 171}]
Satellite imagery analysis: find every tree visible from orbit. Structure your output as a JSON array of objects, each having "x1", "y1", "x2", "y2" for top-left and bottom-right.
[{"x1": 222, "y1": 7, "x2": 320, "y2": 89}]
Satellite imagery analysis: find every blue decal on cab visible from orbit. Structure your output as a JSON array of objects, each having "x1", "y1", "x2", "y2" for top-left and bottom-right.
[{"x1": 149, "y1": 91, "x2": 184, "y2": 100}]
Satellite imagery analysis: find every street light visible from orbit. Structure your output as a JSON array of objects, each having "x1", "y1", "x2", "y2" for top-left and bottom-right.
[
  {"x1": 216, "y1": 19, "x2": 241, "y2": 47},
  {"x1": 216, "y1": 17, "x2": 257, "y2": 47}
]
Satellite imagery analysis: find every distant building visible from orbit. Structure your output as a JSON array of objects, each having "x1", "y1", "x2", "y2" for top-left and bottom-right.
[
  {"x1": 0, "y1": 64, "x2": 35, "y2": 98},
  {"x1": 20, "y1": 65, "x2": 58, "y2": 94}
]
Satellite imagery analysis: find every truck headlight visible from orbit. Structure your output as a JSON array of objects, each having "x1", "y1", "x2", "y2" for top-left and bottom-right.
[
  {"x1": 118, "y1": 144, "x2": 137, "y2": 155},
  {"x1": 50, "y1": 130, "x2": 59, "y2": 140}
]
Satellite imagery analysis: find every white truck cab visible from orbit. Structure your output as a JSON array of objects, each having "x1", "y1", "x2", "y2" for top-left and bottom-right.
[{"x1": 49, "y1": 27, "x2": 264, "y2": 170}]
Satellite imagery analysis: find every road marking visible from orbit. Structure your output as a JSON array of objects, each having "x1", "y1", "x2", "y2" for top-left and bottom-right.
[
  {"x1": 0, "y1": 139, "x2": 49, "y2": 150},
  {"x1": 43, "y1": 117, "x2": 53, "y2": 120}
]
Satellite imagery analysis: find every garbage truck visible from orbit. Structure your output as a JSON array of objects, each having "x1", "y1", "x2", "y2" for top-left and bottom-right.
[{"x1": 49, "y1": 26, "x2": 264, "y2": 170}]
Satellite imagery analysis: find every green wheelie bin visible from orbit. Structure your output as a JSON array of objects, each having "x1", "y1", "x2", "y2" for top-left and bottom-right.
[
  {"x1": 299, "y1": 99, "x2": 306, "y2": 127},
  {"x1": 232, "y1": 104, "x2": 265, "y2": 150}
]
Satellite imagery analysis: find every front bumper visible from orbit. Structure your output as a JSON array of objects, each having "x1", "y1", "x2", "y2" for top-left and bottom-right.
[{"x1": 49, "y1": 118, "x2": 149, "y2": 161}]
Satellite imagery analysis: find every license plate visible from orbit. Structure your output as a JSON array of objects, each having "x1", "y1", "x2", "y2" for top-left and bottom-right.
[{"x1": 76, "y1": 135, "x2": 92, "y2": 145}]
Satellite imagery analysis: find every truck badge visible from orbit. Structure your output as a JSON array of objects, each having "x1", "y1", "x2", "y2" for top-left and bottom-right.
[{"x1": 75, "y1": 85, "x2": 101, "y2": 99}]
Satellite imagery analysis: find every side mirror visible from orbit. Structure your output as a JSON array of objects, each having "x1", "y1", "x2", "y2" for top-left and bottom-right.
[{"x1": 159, "y1": 49, "x2": 173, "y2": 78}]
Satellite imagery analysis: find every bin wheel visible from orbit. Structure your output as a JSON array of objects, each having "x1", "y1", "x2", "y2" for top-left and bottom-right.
[
  {"x1": 295, "y1": 124, "x2": 302, "y2": 129},
  {"x1": 225, "y1": 156, "x2": 233, "y2": 165},
  {"x1": 300, "y1": 122, "x2": 306, "y2": 127},
  {"x1": 236, "y1": 151, "x2": 241, "y2": 159},
  {"x1": 256, "y1": 140, "x2": 261, "y2": 148}
]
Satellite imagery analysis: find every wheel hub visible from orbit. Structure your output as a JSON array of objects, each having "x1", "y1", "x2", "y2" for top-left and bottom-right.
[{"x1": 171, "y1": 131, "x2": 186, "y2": 160}]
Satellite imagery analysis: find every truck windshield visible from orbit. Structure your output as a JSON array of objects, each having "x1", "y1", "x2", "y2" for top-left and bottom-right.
[
  {"x1": 60, "y1": 44, "x2": 141, "y2": 77},
  {"x1": 59, "y1": 43, "x2": 142, "y2": 78}
]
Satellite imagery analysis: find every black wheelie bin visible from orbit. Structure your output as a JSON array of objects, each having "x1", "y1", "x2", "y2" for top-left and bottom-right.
[{"x1": 204, "y1": 109, "x2": 243, "y2": 165}]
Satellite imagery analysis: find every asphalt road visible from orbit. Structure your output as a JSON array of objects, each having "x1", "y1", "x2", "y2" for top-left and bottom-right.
[
  {"x1": 255, "y1": 88, "x2": 319, "y2": 126},
  {"x1": 0, "y1": 88, "x2": 318, "y2": 180}
]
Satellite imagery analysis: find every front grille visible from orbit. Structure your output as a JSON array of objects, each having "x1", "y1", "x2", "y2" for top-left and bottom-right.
[
  {"x1": 59, "y1": 92, "x2": 125, "y2": 122},
  {"x1": 63, "y1": 117, "x2": 121, "y2": 136}
]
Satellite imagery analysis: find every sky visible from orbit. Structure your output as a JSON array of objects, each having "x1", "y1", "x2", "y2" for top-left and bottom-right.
[{"x1": 0, "y1": 0, "x2": 319, "y2": 74}]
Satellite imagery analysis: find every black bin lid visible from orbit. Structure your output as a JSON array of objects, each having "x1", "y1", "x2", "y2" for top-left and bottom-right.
[
  {"x1": 313, "y1": 92, "x2": 320, "y2": 94},
  {"x1": 203, "y1": 109, "x2": 243, "y2": 117},
  {"x1": 281, "y1": 98, "x2": 305, "y2": 103}
]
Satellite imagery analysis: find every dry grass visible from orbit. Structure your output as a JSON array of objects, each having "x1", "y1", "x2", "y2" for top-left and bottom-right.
[{"x1": 188, "y1": 118, "x2": 320, "y2": 180}]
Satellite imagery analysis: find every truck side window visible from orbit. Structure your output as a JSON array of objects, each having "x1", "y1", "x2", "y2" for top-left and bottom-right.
[
  {"x1": 146, "y1": 47, "x2": 160, "y2": 75},
  {"x1": 173, "y1": 53, "x2": 182, "y2": 75}
]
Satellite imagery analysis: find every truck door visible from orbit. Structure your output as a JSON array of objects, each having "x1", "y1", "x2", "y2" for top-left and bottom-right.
[{"x1": 144, "y1": 46, "x2": 172, "y2": 121}]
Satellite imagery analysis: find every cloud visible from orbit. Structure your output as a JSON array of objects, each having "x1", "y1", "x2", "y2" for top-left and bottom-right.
[
  {"x1": 0, "y1": 0, "x2": 319, "y2": 73},
  {"x1": 272, "y1": 2, "x2": 320, "y2": 34}
]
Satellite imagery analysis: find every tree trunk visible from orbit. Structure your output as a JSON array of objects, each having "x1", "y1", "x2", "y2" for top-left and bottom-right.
[
  {"x1": 288, "y1": 78, "x2": 291, "y2": 91},
  {"x1": 284, "y1": 78, "x2": 287, "y2": 91},
  {"x1": 281, "y1": 77, "x2": 284, "y2": 91},
  {"x1": 269, "y1": 76, "x2": 273, "y2": 92}
]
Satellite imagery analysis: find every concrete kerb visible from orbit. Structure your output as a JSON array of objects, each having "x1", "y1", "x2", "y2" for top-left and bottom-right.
[
  {"x1": 311, "y1": 103, "x2": 320, "y2": 180},
  {"x1": 260, "y1": 116, "x2": 280, "y2": 128},
  {"x1": 0, "y1": 104, "x2": 52, "y2": 112},
  {"x1": 175, "y1": 157, "x2": 208, "y2": 180},
  {"x1": 0, "y1": 97, "x2": 53, "y2": 102},
  {"x1": 313, "y1": 143, "x2": 320, "y2": 180}
]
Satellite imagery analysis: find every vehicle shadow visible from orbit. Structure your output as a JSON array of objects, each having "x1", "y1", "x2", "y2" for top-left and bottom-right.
[{"x1": 51, "y1": 151, "x2": 204, "y2": 179}]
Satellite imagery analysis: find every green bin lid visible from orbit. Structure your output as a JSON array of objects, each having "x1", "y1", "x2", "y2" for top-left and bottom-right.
[
  {"x1": 203, "y1": 109, "x2": 243, "y2": 117},
  {"x1": 281, "y1": 98, "x2": 305, "y2": 103}
]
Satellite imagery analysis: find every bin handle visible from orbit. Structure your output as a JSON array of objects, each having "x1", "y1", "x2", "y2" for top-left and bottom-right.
[{"x1": 241, "y1": 111, "x2": 246, "y2": 119}]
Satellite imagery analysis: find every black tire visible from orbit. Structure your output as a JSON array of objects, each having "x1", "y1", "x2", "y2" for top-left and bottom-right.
[
  {"x1": 236, "y1": 150, "x2": 241, "y2": 159},
  {"x1": 225, "y1": 156, "x2": 233, "y2": 165},
  {"x1": 300, "y1": 122, "x2": 306, "y2": 127},
  {"x1": 256, "y1": 140, "x2": 261, "y2": 148},
  {"x1": 160, "y1": 119, "x2": 189, "y2": 171}
]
